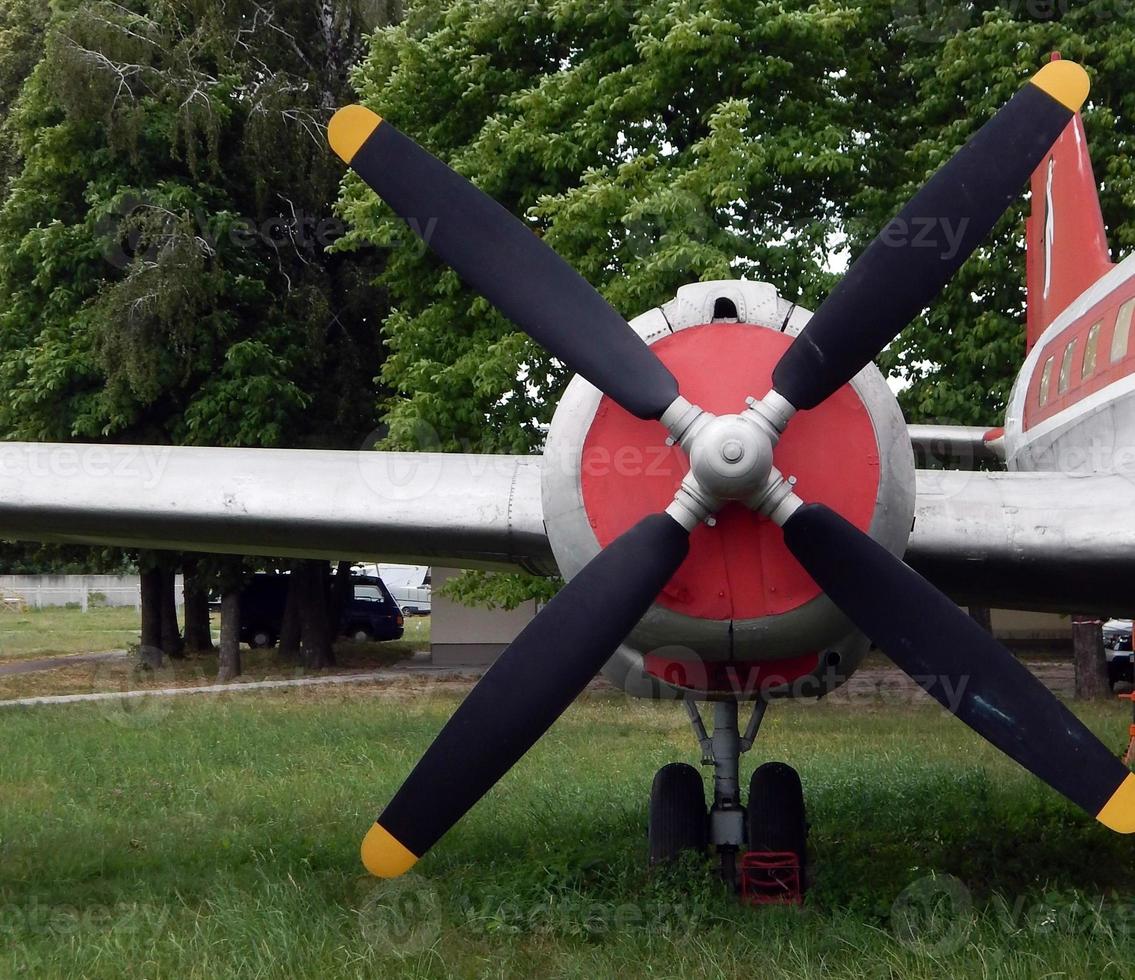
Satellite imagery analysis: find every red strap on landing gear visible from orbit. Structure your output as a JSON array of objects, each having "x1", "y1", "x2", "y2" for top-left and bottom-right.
[{"x1": 739, "y1": 851, "x2": 802, "y2": 906}]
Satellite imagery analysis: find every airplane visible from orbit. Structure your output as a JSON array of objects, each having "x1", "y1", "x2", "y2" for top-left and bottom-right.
[{"x1": 0, "y1": 57, "x2": 1132, "y2": 894}]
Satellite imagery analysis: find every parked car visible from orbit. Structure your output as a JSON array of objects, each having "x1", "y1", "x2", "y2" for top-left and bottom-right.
[
  {"x1": 1103, "y1": 618, "x2": 1133, "y2": 687},
  {"x1": 237, "y1": 572, "x2": 404, "y2": 648},
  {"x1": 354, "y1": 563, "x2": 432, "y2": 616}
]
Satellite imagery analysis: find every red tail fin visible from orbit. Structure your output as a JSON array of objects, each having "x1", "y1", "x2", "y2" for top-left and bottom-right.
[{"x1": 1025, "y1": 56, "x2": 1112, "y2": 351}]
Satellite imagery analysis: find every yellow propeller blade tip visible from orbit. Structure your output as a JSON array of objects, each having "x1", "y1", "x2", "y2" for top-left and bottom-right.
[
  {"x1": 1031, "y1": 60, "x2": 1089, "y2": 112},
  {"x1": 1097, "y1": 773, "x2": 1135, "y2": 833},
  {"x1": 329, "y1": 105, "x2": 383, "y2": 164},
  {"x1": 361, "y1": 822, "x2": 418, "y2": 878}
]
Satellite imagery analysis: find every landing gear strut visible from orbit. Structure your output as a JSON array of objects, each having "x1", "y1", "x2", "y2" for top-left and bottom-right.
[{"x1": 648, "y1": 696, "x2": 807, "y2": 898}]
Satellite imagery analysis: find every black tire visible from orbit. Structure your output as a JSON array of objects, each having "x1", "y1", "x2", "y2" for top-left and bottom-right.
[
  {"x1": 250, "y1": 629, "x2": 277, "y2": 649},
  {"x1": 1109, "y1": 659, "x2": 1134, "y2": 689},
  {"x1": 649, "y1": 763, "x2": 707, "y2": 864},
  {"x1": 348, "y1": 625, "x2": 373, "y2": 643},
  {"x1": 748, "y1": 762, "x2": 807, "y2": 886}
]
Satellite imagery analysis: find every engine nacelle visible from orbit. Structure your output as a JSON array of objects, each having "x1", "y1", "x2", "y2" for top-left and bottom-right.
[{"x1": 542, "y1": 280, "x2": 915, "y2": 701}]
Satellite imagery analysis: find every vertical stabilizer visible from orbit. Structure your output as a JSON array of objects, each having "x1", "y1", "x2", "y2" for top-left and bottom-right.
[{"x1": 1025, "y1": 56, "x2": 1112, "y2": 350}]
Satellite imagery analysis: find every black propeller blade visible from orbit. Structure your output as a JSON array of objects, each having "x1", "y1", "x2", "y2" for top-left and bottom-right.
[
  {"x1": 782, "y1": 502, "x2": 1135, "y2": 832},
  {"x1": 772, "y1": 60, "x2": 1090, "y2": 411},
  {"x1": 361, "y1": 513, "x2": 691, "y2": 877},
  {"x1": 329, "y1": 106, "x2": 680, "y2": 421}
]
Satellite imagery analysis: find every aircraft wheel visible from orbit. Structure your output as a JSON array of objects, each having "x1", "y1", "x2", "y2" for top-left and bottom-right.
[
  {"x1": 648, "y1": 763, "x2": 707, "y2": 864},
  {"x1": 747, "y1": 762, "x2": 808, "y2": 889}
]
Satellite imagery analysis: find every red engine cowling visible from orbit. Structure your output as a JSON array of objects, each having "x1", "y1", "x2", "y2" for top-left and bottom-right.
[{"x1": 542, "y1": 281, "x2": 915, "y2": 701}]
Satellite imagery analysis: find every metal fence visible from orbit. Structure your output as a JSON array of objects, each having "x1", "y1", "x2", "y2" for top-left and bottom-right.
[{"x1": 0, "y1": 575, "x2": 181, "y2": 611}]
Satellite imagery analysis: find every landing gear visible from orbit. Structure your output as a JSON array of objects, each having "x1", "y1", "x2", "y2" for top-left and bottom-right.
[
  {"x1": 748, "y1": 762, "x2": 807, "y2": 881},
  {"x1": 648, "y1": 763, "x2": 707, "y2": 863},
  {"x1": 647, "y1": 696, "x2": 807, "y2": 900}
]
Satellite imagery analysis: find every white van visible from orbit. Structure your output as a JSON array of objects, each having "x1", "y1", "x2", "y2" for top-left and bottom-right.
[{"x1": 355, "y1": 564, "x2": 431, "y2": 616}]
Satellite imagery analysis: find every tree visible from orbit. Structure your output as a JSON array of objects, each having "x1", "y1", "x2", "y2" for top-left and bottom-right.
[
  {"x1": 853, "y1": 4, "x2": 1135, "y2": 425},
  {"x1": 337, "y1": 0, "x2": 909, "y2": 604},
  {"x1": 182, "y1": 556, "x2": 214, "y2": 653},
  {"x1": 1072, "y1": 616, "x2": 1110, "y2": 700},
  {"x1": 0, "y1": 0, "x2": 397, "y2": 648}
]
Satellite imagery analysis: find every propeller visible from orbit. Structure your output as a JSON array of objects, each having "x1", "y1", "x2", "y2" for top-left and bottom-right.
[
  {"x1": 330, "y1": 57, "x2": 1133, "y2": 879},
  {"x1": 328, "y1": 106, "x2": 680, "y2": 422},
  {"x1": 360, "y1": 511, "x2": 691, "y2": 877},
  {"x1": 781, "y1": 503, "x2": 1135, "y2": 831},
  {"x1": 772, "y1": 59, "x2": 1090, "y2": 413}
]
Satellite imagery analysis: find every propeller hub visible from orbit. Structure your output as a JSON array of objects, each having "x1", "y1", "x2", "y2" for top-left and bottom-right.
[
  {"x1": 721, "y1": 439, "x2": 745, "y2": 463},
  {"x1": 688, "y1": 414, "x2": 773, "y2": 501}
]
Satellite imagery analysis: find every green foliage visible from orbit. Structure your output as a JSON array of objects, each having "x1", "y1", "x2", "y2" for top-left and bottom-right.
[
  {"x1": 0, "y1": 0, "x2": 390, "y2": 448},
  {"x1": 439, "y1": 568, "x2": 562, "y2": 611},
  {"x1": 339, "y1": 0, "x2": 910, "y2": 606},
  {"x1": 338, "y1": 0, "x2": 906, "y2": 456},
  {"x1": 859, "y1": 2, "x2": 1135, "y2": 424}
]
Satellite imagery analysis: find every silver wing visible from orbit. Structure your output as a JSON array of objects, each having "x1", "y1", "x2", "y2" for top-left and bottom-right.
[
  {"x1": 0, "y1": 441, "x2": 1127, "y2": 615},
  {"x1": 0, "y1": 442, "x2": 554, "y2": 574}
]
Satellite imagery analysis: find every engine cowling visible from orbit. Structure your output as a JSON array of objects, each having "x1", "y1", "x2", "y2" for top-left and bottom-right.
[{"x1": 542, "y1": 280, "x2": 915, "y2": 700}]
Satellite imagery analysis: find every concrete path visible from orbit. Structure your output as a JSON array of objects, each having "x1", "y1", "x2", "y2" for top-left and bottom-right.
[
  {"x1": 0, "y1": 662, "x2": 487, "y2": 709},
  {"x1": 0, "y1": 650, "x2": 126, "y2": 676}
]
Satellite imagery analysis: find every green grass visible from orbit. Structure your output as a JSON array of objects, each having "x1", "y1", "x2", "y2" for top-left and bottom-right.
[
  {"x1": 2, "y1": 690, "x2": 1135, "y2": 978},
  {"x1": 0, "y1": 611, "x2": 431, "y2": 705},
  {"x1": 0, "y1": 605, "x2": 143, "y2": 660}
]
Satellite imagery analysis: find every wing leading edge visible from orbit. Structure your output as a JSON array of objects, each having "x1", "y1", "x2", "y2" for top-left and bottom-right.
[
  {"x1": 0, "y1": 443, "x2": 555, "y2": 575},
  {"x1": 907, "y1": 468, "x2": 1135, "y2": 616}
]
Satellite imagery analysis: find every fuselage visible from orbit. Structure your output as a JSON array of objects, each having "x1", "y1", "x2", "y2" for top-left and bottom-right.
[{"x1": 1005, "y1": 252, "x2": 1135, "y2": 475}]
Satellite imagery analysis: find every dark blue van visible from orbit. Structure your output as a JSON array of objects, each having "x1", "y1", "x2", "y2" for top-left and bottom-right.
[{"x1": 239, "y1": 573, "x2": 404, "y2": 648}]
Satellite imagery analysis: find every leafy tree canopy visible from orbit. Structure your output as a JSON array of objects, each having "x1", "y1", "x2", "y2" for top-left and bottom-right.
[{"x1": 0, "y1": 0, "x2": 394, "y2": 448}]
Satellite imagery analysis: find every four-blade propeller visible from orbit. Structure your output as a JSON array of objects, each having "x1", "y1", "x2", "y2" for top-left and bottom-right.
[{"x1": 330, "y1": 58, "x2": 1134, "y2": 879}]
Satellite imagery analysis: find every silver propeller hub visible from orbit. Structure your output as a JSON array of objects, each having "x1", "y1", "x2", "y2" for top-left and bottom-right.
[{"x1": 688, "y1": 414, "x2": 774, "y2": 502}]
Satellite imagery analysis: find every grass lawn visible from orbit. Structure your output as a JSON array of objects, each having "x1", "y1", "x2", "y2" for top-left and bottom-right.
[
  {"x1": 0, "y1": 605, "x2": 143, "y2": 660},
  {"x1": 0, "y1": 610, "x2": 432, "y2": 701},
  {"x1": 0, "y1": 607, "x2": 432, "y2": 663},
  {"x1": 2, "y1": 689, "x2": 1134, "y2": 978}
]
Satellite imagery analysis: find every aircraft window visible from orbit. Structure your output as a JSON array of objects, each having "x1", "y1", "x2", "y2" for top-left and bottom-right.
[
  {"x1": 1039, "y1": 356, "x2": 1054, "y2": 406},
  {"x1": 1112, "y1": 299, "x2": 1135, "y2": 362},
  {"x1": 1083, "y1": 322, "x2": 1101, "y2": 378},
  {"x1": 354, "y1": 585, "x2": 383, "y2": 602},
  {"x1": 1058, "y1": 340, "x2": 1076, "y2": 394}
]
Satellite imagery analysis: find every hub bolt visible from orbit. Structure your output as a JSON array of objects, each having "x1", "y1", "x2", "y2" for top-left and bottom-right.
[{"x1": 721, "y1": 440, "x2": 745, "y2": 463}]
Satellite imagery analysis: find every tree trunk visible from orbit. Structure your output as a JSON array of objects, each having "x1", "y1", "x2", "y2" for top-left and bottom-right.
[
  {"x1": 1072, "y1": 616, "x2": 1110, "y2": 699},
  {"x1": 139, "y1": 563, "x2": 164, "y2": 668},
  {"x1": 182, "y1": 557, "x2": 214, "y2": 653},
  {"x1": 217, "y1": 588, "x2": 242, "y2": 682},
  {"x1": 276, "y1": 563, "x2": 302, "y2": 662},
  {"x1": 968, "y1": 605, "x2": 993, "y2": 634},
  {"x1": 159, "y1": 563, "x2": 184, "y2": 659},
  {"x1": 299, "y1": 560, "x2": 335, "y2": 670},
  {"x1": 329, "y1": 560, "x2": 353, "y2": 644}
]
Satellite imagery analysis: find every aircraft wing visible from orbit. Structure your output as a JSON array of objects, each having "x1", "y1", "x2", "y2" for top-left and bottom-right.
[
  {"x1": 0, "y1": 442, "x2": 1128, "y2": 616},
  {"x1": 907, "y1": 423, "x2": 1006, "y2": 468},
  {"x1": 0, "y1": 443, "x2": 555, "y2": 575},
  {"x1": 906, "y1": 468, "x2": 1135, "y2": 616}
]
